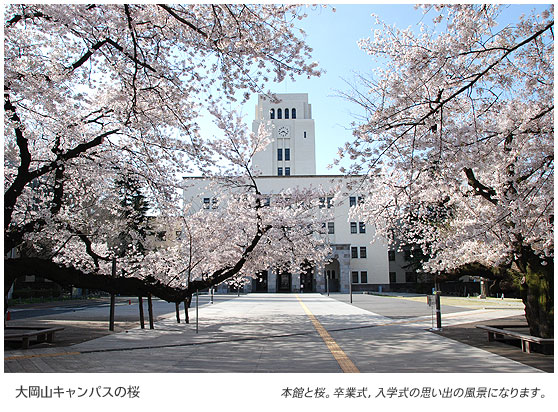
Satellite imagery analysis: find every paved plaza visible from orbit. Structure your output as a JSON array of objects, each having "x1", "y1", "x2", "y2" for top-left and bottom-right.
[{"x1": 4, "y1": 293, "x2": 549, "y2": 373}]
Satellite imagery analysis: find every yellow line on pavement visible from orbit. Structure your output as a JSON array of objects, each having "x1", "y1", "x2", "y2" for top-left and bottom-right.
[{"x1": 296, "y1": 295, "x2": 359, "y2": 373}]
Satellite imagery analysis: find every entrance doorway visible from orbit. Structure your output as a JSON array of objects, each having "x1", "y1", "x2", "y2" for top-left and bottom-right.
[
  {"x1": 300, "y1": 264, "x2": 314, "y2": 292},
  {"x1": 277, "y1": 271, "x2": 291, "y2": 292},
  {"x1": 324, "y1": 260, "x2": 340, "y2": 292},
  {"x1": 255, "y1": 270, "x2": 268, "y2": 292}
]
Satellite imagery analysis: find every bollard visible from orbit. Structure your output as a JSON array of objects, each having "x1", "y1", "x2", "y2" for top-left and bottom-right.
[
  {"x1": 435, "y1": 291, "x2": 442, "y2": 330},
  {"x1": 138, "y1": 296, "x2": 145, "y2": 329},
  {"x1": 109, "y1": 258, "x2": 116, "y2": 331},
  {"x1": 195, "y1": 290, "x2": 199, "y2": 334}
]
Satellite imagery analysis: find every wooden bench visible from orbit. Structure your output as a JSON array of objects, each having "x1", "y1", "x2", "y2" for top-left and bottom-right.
[
  {"x1": 476, "y1": 325, "x2": 554, "y2": 354},
  {"x1": 4, "y1": 326, "x2": 65, "y2": 349}
]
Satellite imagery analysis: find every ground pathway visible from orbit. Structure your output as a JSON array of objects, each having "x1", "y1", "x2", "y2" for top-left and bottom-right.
[{"x1": 4, "y1": 293, "x2": 545, "y2": 373}]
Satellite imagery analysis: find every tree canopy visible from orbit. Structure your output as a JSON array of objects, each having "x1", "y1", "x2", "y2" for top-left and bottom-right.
[
  {"x1": 340, "y1": 5, "x2": 553, "y2": 336},
  {"x1": 4, "y1": 4, "x2": 327, "y2": 300}
]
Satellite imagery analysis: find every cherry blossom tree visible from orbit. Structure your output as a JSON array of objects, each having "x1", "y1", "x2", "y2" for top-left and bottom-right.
[
  {"x1": 4, "y1": 4, "x2": 325, "y2": 303},
  {"x1": 340, "y1": 5, "x2": 553, "y2": 337}
]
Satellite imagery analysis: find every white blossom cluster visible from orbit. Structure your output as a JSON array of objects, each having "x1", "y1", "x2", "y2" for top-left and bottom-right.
[
  {"x1": 341, "y1": 5, "x2": 553, "y2": 273},
  {"x1": 4, "y1": 4, "x2": 325, "y2": 289}
]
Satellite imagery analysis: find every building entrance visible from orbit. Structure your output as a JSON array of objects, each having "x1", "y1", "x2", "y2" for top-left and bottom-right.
[
  {"x1": 255, "y1": 271, "x2": 268, "y2": 292},
  {"x1": 300, "y1": 265, "x2": 314, "y2": 293},
  {"x1": 277, "y1": 271, "x2": 291, "y2": 292}
]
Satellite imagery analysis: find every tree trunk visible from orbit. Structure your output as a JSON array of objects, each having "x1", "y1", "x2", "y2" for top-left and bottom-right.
[{"x1": 520, "y1": 253, "x2": 554, "y2": 338}]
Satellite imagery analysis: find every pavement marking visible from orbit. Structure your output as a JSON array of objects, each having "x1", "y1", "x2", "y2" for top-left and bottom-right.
[{"x1": 296, "y1": 295, "x2": 360, "y2": 373}]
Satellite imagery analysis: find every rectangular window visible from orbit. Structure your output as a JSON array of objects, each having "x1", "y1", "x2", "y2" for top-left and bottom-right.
[
  {"x1": 352, "y1": 271, "x2": 359, "y2": 284},
  {"x1": 360, "y1": 247, "x2": 367, "y2": 258},
  {"x1": 285, "y1": 148, "x2": 290, "y2": 161},
  {"x1": 278, "y1": 167, "x2": 283, "y2": 176},
  {"x1": 211, "y1": 198, "x2": 218, "y2": 209},
  {"x1": 350, "y1": 222, "x2": 357, "y2": 234},
  {"x1": 359, "y1": 222, "x2": 366, "y2": 233},
  {"x1": 360, "y1": 271, "x2": 368, "y2": 284},
  {"x1": 263, "y1": 197, "x2": 271, "y2": 207},
  {"x1": 388, "y1": 250, "x2": 396, "y2": 261},
  {"x1": 304, "y1": 131, "x2": 307, "y2": 138},
  {"x1": 389, "y1": 272, "x2": 397, "y2": 283},
  {"x1": 405, "y1": 271, "x2": 417, "y2": 283},
  {"x1": 327, "y1": 222, "x2": 335, "y2": 234},
  {"x1": 277, "y1": 148, "x2": 283, "y2": 161},
  {"x1": 349, "y1": 196, "x2": 356, "y2": 207},
  {"x1": 351, "y1": 246, "x2": 358, "y2": 259},
  {"x1": 285, "y1": 167, "x2": 291, "y2": 176},
  {"x1": 327, "y1": 196, "x2": 333, "y2": 208},
  {"x1": 203, "y1": 197, "x2": 210, "y2": 209},
  {"x1": 319, "y1": 197, "x2": 325, "y2": 208},
  {"x1": 358, "y1": 196, "x2": 364, "y2": 205}
]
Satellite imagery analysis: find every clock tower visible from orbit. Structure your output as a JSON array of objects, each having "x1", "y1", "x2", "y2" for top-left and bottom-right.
[{"x1": 251, "y1": 93, "x2": 316, "y2": 176}]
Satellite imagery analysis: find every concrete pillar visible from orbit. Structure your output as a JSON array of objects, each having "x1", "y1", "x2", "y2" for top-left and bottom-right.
[
  {"x1": 267, "y1": 269, "x2": 277, "y2": 293},
  {"x1": 292, "y1": 272, "x2": 301, "y2": 293},
  {"x1": 335, "y1": 245, "x2": 351, "y2": 293},
  {"x1": 315, "y1": 267, "x2": 325, "y2": 293}
]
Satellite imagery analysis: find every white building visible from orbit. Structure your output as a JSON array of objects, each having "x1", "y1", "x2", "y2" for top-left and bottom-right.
[{"x1": 183, "y1": 93, "x2": 389, "y2": 293}]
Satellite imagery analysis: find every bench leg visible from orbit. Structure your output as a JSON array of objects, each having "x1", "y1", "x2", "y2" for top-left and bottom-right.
[
  {"x1": 22, "y1": 337, "x2": 30, "y2": 349},
  {"x1": 47, "y1": 332, "x2": 55, "y2": 343},
  {"x1": 37, "y1": 333, "x2": 46, "y2": 343},
  {"x1": 521, "y1": 340, "x2": 532, "y2": 354},
  {"x1": 487, "y1": 332, "x2": 494, "y2": 342}
]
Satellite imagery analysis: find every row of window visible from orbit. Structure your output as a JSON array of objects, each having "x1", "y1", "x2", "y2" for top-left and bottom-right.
[
  {"x1": 270, "y1": 108, "x2": 296, "y2": 119},
  {"x1": 389, "y1": 271, "x2": 417, "y2": 283},
  {"x1": 349, "y1": 196, "x2": 364, "y2": 207},
  {"x1": 277, "y1": 167, "x2": 290, "y2": 176},
  {"x1": 202, "y1": 197, "x2": 218, "y2": 209},
  {"x1": 351, "y1": 246, "x2": 367, "y2": 259},
  {"x1": 322, "y1": 221, "x2": 366, "y2": 235},
  {"x1": 277, "y1": 148, "x2": 290, "y2": 161},
  {"x1": 350, "y1": 222, "x2": 366, "y2": 234},
  {"x1": 352, "y1": 271, "x2": 368, "y2": 284}
]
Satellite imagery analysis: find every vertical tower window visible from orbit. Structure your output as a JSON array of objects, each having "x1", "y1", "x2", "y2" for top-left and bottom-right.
[
  {"x1": 284, "y1": 108, "x2": 289, "y2": 119},
  {"x1": 304, "y1": 131, "x2": 307, "y2": 138},
  {"x1": 327, "y1": 222, "x2": 335, "y2": 234},
  {"x1": 351, "y1": 246, "x2": 358, "y2": 258},
  {"x1": 350, "y1": 222, "x2": 357, "y2": 233},
  {"x1": 359, "y1": 222, "x2": 366, "y2": 233},
  {"x1": 277, "y1": 108, "x2": 282, "y2": 119},
  {"x1": 284, "y1": 148, "x2": 290, "y2": 161},
  {"x1": 352, "y1": 271, "x2": 359, "y2": 283},
  {"x1": 285, "y1": 167, "x2": 290, "y2": 176},
  {"x1": 292, "y1": 108, "x2": 296, "y2": 119},
  {"x1": 277, "y1": 148, "x2": 283, "y2": 161},
  {"x1": 360, "y1": 247, "x2": 367, "y2": 258},
  {"x1": 270, "y1": 108, "x2": 275, "y2": 119},
  {"x1": 278, "y1": 167, "x2": 283, "y2": 176},
  {"x1": 349, "y1": 196, "x2": 356, "y2": 207}
]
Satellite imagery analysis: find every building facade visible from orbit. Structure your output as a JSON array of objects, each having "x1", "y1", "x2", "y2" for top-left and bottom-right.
[{"x1": 183, "y1": 93, "x2": 390, "y2": 293}]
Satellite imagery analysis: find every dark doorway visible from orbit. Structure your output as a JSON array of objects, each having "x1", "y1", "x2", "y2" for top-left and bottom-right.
[
  {"x1": 255, "y1": 271, "x2": 268, "y2": 292},
  {"x1": 277, "y1": 271, "x2": 291, "y2": 292},
  {"x1": 300, "y1": 264, "x2": 314, "y2": 292},
  {"x1": 325, "y1": 269, "x2": 340, "y2": 292}
]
